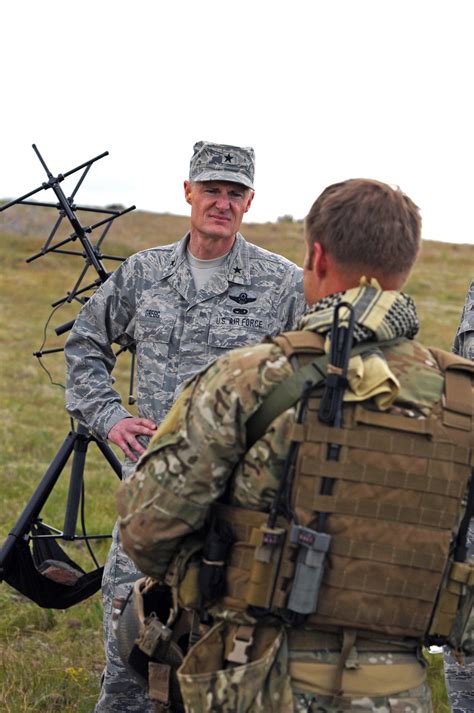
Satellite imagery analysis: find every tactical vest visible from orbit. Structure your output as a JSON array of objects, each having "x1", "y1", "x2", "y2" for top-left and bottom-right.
[{"x1": 211, "y1": 331, "x2": 474, "y2": 650}]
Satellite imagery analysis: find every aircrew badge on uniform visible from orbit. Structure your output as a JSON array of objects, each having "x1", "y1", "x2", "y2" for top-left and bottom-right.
[
  {"x1": 229, "y1": 292, "x2": 257, "y2": 305},
  {"x1": 189, "y1": 141, "x2": 255, "y2": 189}
]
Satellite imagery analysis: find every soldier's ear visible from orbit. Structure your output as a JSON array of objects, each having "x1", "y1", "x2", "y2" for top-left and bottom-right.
[
  {"x1": 184, "y1": 181, "x2": 192, "y2": 205},
  {"x1": 244, "y1": 191, "x2": 255, "y2": 213},
  {"x1": 313, "y1": 242, "x2": 327, "y2": 279}
]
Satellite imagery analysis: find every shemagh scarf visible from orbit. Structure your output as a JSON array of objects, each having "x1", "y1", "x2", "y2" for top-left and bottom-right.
[{"x1": 298, "y1": 278, "x2": 420, "y2": 408}]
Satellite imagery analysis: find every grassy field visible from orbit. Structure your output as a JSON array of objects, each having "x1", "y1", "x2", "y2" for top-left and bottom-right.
[{"x1": 1, "y1": 204, "x2": 472, "y2": 711}]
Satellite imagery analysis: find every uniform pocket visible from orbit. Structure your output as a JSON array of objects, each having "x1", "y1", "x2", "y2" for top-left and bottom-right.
[
  {"x1": 207, "y1": 316, "x2": 269, "y2": 351},
  {"x1": 177, "y1": 622, "x2": 293, "y2": 713},
  {"x1": 135, "y1": 316, "x2": 176, "y2": 345},
  {"x1": 134, "y1": 316, "x2": 176, "y2": 396}
]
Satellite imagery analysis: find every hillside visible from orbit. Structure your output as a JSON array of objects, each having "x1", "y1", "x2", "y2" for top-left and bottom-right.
[
  {"x1": 1, "y1": 201, "x2": 472, "y2": 349},
  {"x1": 1, "y1": 202, "x2": 471, "y2": 711}
]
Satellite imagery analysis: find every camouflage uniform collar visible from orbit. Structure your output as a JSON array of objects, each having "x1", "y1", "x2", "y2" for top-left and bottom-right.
[
  {"x1": 225, "y1": 233, "x2": 251, "y2": 285},
  {"x1": 299, "y1": 284, "x2": 419, "y2": 345},
  {"x1": 160, "y1": 234, "x2": 191, "y2": 279},
  {"x1": 160, "y1": 232, "x2": 251, "y2": 285}
]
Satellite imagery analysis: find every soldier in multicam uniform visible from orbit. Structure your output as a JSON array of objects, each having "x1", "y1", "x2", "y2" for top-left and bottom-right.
[
  {"x1": 444, "y1": 279, "x2": 474, "y2": 713},
  {"x1": 64, "y1": 140, "x2": 305, "y2": 712},
  {"x1": 117, "y1": 179, "x2": 474, "y2": 712}
]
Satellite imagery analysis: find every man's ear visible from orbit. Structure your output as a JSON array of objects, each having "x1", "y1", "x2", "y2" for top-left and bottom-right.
[
  {"x1": 244, "y1": 190, "x2": 255, "y2": 213},
  {"x1": 184, "y1": 180, "x2": 192, "y2": 205},
  {"x1": 312, "y1": 241, "x2": 327, "y2": 279}
]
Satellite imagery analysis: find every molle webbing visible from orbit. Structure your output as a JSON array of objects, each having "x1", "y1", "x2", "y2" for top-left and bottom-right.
[
  {"x1": 216, "y1": 334, "x2": 474, "y2": 641},
  {"x1": 213, "y1": 502, "x2": 293, "y2": 612},
  {"x1": 290, "y1": 421, "x2": 472, "y2": 464},
  {"x1": 246, "y1": 332, "x2": 402, "y2": 448},
  {"x1": 295, "y1": 365, "x2": 473, "y2": 637},
  {"x1": 245, "y1": 331, "x2": 326, "y2": 449},
  {"x1": 214, "y1": 500, "x2": 454, "y2": 638},
  {"x1": 299, "y1": 453, "x2": 467, "y2": 499},
  {"x1": 428, "y1": 560, "x2": 474, "y2": 638}
]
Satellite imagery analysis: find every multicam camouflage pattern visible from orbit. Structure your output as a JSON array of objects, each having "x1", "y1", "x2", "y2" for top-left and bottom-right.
[
  {"x1": 177, "y1": 622, "x2": 433, "y2": 713},
  {"x1": 117, "y1": 339, "x2": 295, "y2": 578},
  {"x1": 118, "y1": 285, "x2": 449, "y2": 710},
  {"x1": 65, "y1": 231, "x2": 304, "y2": 711},
  {"x1": 178, "y1": 623, "x2": 294, "y2": 712},
  {"x1": 189, "y1": 140, "x2": 255, "y2": 189},
  {"x1": 292, "y1": 684, "x2": 433, "y2": 713},
  {"x1": 444, "y1": 279, "x2": 474, "y2": 713},
  {"x1": 291, "y1": 647, "x2": 432, "y2": 713}
]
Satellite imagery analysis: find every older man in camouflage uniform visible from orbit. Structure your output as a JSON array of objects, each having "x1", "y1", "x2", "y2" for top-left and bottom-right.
[
  {"x1": 117, "y1": 179, "x2": 474, "y2": 711},
  {"x1": 64, "y1": 140, "x2": 305, "y2": 712},
  {"x1": 444, "y1": 279, "x2": 474, "y2": 713}
]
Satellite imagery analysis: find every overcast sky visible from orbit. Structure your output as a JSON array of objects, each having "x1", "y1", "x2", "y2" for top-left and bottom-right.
[{"x1": 1, "y1": 0, "x2": 473, "y2": 245}]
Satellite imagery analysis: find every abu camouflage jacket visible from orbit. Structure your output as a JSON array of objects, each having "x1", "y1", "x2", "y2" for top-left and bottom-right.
[{"x1": 64, "y1": 232, "x2": 305, "y2": 449}]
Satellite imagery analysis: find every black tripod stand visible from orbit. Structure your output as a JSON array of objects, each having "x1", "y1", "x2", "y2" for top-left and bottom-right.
[
  {"x1": 0, "y1": 145, "x2": 135, "y2": 607},
  {"x1": 0, "y1": 422, "x2": 123, "y2": 608}
]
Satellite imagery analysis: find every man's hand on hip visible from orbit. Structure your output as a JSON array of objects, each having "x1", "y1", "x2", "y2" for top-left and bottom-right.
[{"x1": 108, "y1": 417, "x2": 157, "y2": 461}]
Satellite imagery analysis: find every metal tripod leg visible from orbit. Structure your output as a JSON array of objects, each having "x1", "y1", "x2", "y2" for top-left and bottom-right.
[
  {"x1": 0, "y1": 431, "x2": 77, "y2": 577},
  {"x1": 63, "y1": 423, "x2": 122, "y2": 539},
  {"x1": 0, "y1": 423, "x2": 122, "y2": 579}
]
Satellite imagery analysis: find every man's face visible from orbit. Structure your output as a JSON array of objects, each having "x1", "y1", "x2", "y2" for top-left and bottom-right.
[{"x1": 184, "y1": 180, "x2": 254, "y2": 241}]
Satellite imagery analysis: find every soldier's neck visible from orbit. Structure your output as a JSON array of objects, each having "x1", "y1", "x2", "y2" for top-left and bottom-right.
[{"x1": 188, "y1": 232, "x2": 236, "y2": 260}]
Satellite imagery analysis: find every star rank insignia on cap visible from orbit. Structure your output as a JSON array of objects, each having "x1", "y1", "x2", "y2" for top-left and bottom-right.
[{"x1": 224, "y1": 153, "x2": 233, "y2": 163}]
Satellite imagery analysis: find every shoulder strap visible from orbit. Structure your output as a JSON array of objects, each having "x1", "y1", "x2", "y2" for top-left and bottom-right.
[
  {"x1": 428, "y1": 347, "x2": 474, "y2": 374},
  {"x1": 429, "y1": 347, "x2": 474, "y2": 416},
  {"x1": 245, "y1": 354, "x2": 328, "y2": 448},
  {"x1": 245, "y1": 336, "x2": 403, "y2": 448},
  {"x1": 272, "y1": 330, "x2": 326, "y2": 359}
]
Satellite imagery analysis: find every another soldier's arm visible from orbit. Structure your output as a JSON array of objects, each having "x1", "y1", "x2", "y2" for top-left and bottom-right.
[
  {"x1": 116, "y1": 343, "x2": 291, "y2": 580},
  {"x1": 276, "y1": 264, "x2": 306, "y2": 331},
  {"x1": 453, "y1": 330, "x2": 474, "y2": 361},
  {"x1": 452, "y1": 281, "x2": 474, "y2": 575},
  {"x1": 64, "y1": 257, "x2": 137, "y2": 441},
  {"x1": 453, "y1": 280, "x2": 474, "y2": 360},
  {"x1": 445, "y1": 280, "x2": 474, "y2": 704}
]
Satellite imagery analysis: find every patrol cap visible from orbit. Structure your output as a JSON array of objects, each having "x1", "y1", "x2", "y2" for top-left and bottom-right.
[{"x1": 189, "y1": 141, "x2": 255, "y2": 189}]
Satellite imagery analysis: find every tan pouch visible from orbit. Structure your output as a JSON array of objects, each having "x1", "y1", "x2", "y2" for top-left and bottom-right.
[
  {"x1": 165, "y1": 536, "x2": 202, "y2": 610},
  {"x1": 177, "y1": 621, "x2": 294, "y2": 712},
  {"x1": 290, "y1": 658, "x2": 426, "y2": 697}
]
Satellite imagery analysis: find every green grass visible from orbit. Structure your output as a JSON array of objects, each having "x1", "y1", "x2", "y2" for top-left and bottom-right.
[
  {"x1": 426, "y1": 651, "x2": 451, "y2": 713},
  {"x1": 1, "y1": 205, "x2": 472, "y2": 710}
]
